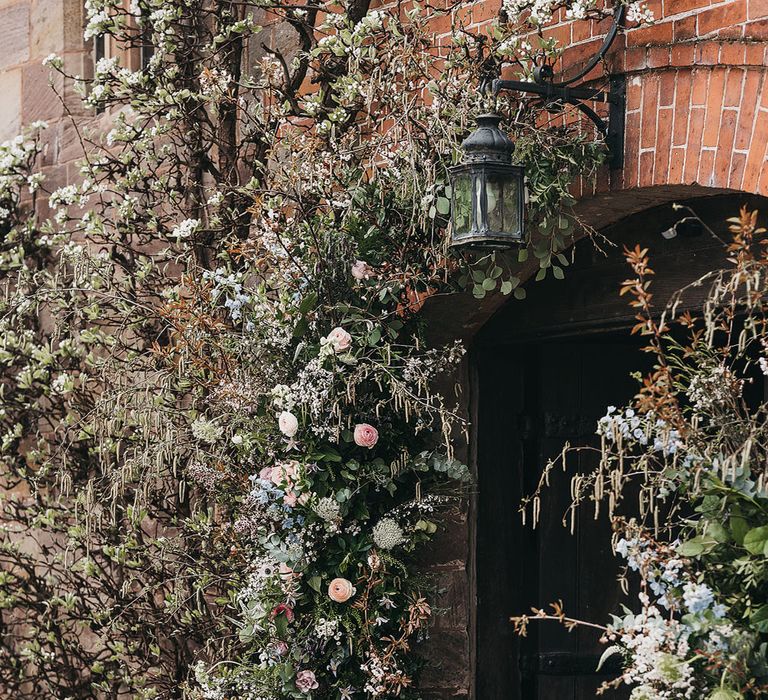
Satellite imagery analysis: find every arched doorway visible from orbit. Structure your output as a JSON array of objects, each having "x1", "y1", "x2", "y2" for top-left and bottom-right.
[{"x1": 471, "y1": 193, "x2": 768, "y2": 699}]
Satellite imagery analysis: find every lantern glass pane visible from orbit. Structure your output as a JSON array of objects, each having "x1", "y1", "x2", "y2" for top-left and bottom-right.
[
  {"x1": 486, "y1": 174, "x2": 504, "y2": 231},
  {"x1": 489, "y1": 171, "x2": 521, "y2": 236},
  {"x1": 452, "y1": 172, "x2": 472, "y2": 235}
]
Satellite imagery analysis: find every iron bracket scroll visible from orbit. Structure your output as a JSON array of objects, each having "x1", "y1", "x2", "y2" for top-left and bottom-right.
[{"x1": 490, "y1": 4, "x2": 627, "y2": 170}]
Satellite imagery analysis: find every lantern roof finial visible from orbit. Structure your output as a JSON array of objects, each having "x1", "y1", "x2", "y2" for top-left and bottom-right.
[{"x1": 461, "y1": 113, "x2": 514, "y2": 164}]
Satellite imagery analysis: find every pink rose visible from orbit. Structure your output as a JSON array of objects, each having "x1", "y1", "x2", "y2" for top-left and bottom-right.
[
  {"x1": 295, "y1": 669, "x2": 319, "y2": 693},
  {"x1": 328, "y1": 577, "x2": 356, "y2": 603},
  {"x1": 283, "y1": 491, "x2": 298, "y2": 507},
  {"x1": 326, "y1": 327, "x2": 352, "y2": 353},
  {"x1": 274, "y1": 640, "x2": 289, "y2": 656},
  {"x1": 259, "y1": 466, "x2": 273, "y2": 481},
  {"x1": 278, "y1": 411, "x2": 299, "y2": 438},
  {"x1": 353, "y1": 423, "x2": 379, "y2": 449},
  {"x1": 351, "y1": 259, "x2": 373, "y2": 281},
  {"x1": 271, "y1": 460, "x2": 300, "y2": 487}
]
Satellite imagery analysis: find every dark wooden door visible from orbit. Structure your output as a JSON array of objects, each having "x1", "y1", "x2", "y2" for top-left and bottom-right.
[
  {"x1": 471, "y1": 193, "x2": 768, "y2": 699},
  {"x1": 475, "y1": 336, "x2": 646, "y2": 700}
]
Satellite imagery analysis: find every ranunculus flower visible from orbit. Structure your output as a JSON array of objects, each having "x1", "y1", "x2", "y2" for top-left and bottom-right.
[
  {"x1": 278, "y1": 411, "x2": 299, "y2": 437},
  {"x1": 326, "y1": 327, "x2": 352, "y2": 352},
  {"x1": 351, "y1": 259, "x2": 373, "y2": 280},
  {"x1": 270, "y1": 603, "x2": 294, "y2": 622},
  {"x1": 328, "y1": 577, "x2": 356, "y2": 603},
  {"x1": 354, "y1": 423, "x2": 378, "y2": 449},
  {"x1": 271, "y1": 460, "x2": 300, "y2": 487},
  {"x1": 295, "y1": 669, "x2": 319, "y2": 693}
]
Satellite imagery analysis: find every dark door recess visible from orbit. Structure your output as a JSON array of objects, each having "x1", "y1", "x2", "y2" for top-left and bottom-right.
[
  {"x1": 471, "y1": 194, "x2": 766, "y2": 699},
  {"x1": 475, "y1": 338, "x2": 644, "y2": 700}
]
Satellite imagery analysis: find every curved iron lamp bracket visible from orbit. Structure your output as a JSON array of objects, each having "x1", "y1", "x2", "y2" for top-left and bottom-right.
[{"x1": 490, "y1": 4, "x2": 627, "y2": 170}]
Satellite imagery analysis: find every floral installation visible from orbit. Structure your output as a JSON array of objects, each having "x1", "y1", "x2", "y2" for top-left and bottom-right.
[
  {"x1": 0, "y1": 0, "x2": 651, "y2": 697},
  {"x1": 516, "y1": 209, "x2": 768, "y2": 699}
]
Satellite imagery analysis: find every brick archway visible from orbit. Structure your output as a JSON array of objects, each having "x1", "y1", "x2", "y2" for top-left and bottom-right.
[
  {"x1": 620, "y1": 66, "x2": 767, "y2": 194},
  {"x1": 423, "y1": 42, "x2": 768, "y2": 348},
  {"x1": 419, "y1": 12, "x2": 768, "y2": 698}
]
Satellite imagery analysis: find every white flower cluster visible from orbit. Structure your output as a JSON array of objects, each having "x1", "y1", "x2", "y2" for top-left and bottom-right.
[
  {"x1": 191, "y1": 416, "x2": 223, "y2": 444},
  {"x1": 202, "y1": 267, "x2": 251, "y2": 322},
  {"x1": 315, "y1": 617, "x2": 342, "y2": 641},
  {"x1": 0, "y1": 132, "x2": 44, "y2": 224},
  {"x1": 501, "y1": 0, "x2": 561, "y2": 25},
  {"x1": 169, "y1": 217, "x2": 200, "y2": 241},
  {"x1": 314, "y1": 9, "x2": 386, "y2": 59},
  {"x1": 199, "y1": 67, "x2": 232, "y2": 99},
  {"x1": 186, "y1": 461, "x2": 225, "y2": 491},
  {"x1": 51, "y1": 372, "x2": 74, "y2": 395},
  {"x1": 681, "y1": 581, "x2": 724, "y2": 616},
  {"x1": 616, "y1": 607, "x2": 696, "y2": 699},
  {"x1": 360, "y1": 651, "x2": 408, "y2": 698},
  {"x1": 270, "y1": 384, "x2": 296, "y2": 412},
  {"x1": 193, "y1": 660, "x2": 277, "y2": 700},
  {"x1": 687, "y1": 364, "x2": 741, "y2": 414},
  {"x1": 501, "y1": 0, "x2": 653, "y2": 26},
  {"x1": 598, "y1": 407, "x2": 683, "y2": 456},
  {"x1": 610, "y1": 532, "x2": 735, "y2": 698},
  {"x1": 289, "y1": 358, "x2": 336, "y2": 437},
  {"x1": 314, "y1": 496, "x2": 341, "y2": 523},
  {"x1": 49, "y1": 184, "x2": 88, "y2": 209},
  {"x1": 84, "y1": 0, "x2": 110, "y2": 40},
  {"x1": 626, "y1": 1, "x2": 654, "y2": 24},
  {"x1": 565, "y1": 0, "x2": 598, "y2": 20},
  {"x1": 372, "y1": 517, "x2": 405, "y2": 550}
]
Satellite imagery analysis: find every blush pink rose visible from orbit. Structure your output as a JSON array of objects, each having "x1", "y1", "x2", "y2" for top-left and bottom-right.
[
  {"x1": 353, "y1": 423, "x2": 379, "y2": 449},
  {"x1": 259, "y1": 466, "x2": 273, "y2": 481},
  {"x1": 271, "y1": 460, "x2": 300, "y2": 487},
  {"x1": 283, "y1": 491, "x2": 298, "y2": 507},
  {"x1": 328, "y1": 577, "x2": 356, "y2": 603},
  {"x1": 326, "y1": 327, "x2": 352, "y2": 352},
  {"x1": 295, "y1": 669, "x2": 319, "y2": 693},
  {"x1": 278, "y1": 411, "x2": 299, "y2": 437}
]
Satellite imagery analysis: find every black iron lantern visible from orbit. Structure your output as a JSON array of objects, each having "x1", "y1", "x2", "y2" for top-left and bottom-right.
[
  {"x1": 449, "y1": 5, "x2": 628, "y2": 249},
  {"x1": 449, "y1": 113, "x2": 525, "y2": 249}
]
